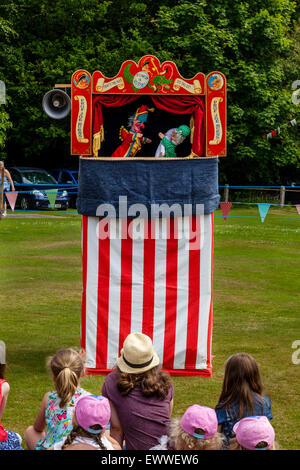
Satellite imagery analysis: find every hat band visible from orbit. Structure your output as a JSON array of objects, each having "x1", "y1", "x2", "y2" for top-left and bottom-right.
[
  {"x1": 122, "y1": 354, "x2": 153, "y2": 369},
  {"x1": 87, "y1": 427, "x2": 102, "y2": 435},
  {"x1": 193, "y1": 432, "x2": 205, "y2": 439}
]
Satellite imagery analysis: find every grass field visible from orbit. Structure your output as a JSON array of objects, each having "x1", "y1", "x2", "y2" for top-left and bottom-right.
[{"x1": 1, "y1": 206, "x2": 300, "y2": 450}]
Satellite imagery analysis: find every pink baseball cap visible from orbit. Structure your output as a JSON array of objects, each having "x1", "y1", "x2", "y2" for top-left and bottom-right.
[
  {"x1": 75, "y1": 395, "x2": 111, "y2": 434},
  {"x1": 233, "y1": 416, "x2": 275, "y2": 450},
  {"x1": 180, "y1": 405, "x2": 218, "y2": 439}
]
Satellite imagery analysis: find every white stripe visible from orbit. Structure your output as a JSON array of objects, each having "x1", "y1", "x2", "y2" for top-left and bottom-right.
[
  {"x1": 152, "y1": 218, "x2": 167, "y2": 364},
  {"x1": 173, "y1": 216, "x2": 190, "y2": 369},
  {"x1": 130, "y1": 218, "x2": 145, "y2": 333},
  {"x1": 85, "y1": 217, "x2": 99, "y2": 369},
  {"x1": 196, "y1": 214, "x2": 213, "y2": 368},
  {"x1": 84, "y1": 214, "x2": 213, "y2": 373},
  {"x1": 106, "y1": 219, "x2": 122, "y2": 369}
]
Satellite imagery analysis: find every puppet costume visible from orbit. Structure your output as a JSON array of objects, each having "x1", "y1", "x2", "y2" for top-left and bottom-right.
[
  {"x1": 111, "y1": 105, "x2": 153, "y2": 158},
  {"x1": 112, "y1": 127, "x2": 150, "y2": 158},
  {"x1": 155, "y1": 125, "x2": 190, "y2": 158}
]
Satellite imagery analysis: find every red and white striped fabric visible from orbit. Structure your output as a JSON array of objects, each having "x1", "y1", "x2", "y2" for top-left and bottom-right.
[{"x1": 81, "y1": 214, "x2": 214, "y2": 376}]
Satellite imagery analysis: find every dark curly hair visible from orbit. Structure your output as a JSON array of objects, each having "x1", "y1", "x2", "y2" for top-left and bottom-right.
[{"x1": 116, "y1": 366, "x2": 172, "y2": 399}]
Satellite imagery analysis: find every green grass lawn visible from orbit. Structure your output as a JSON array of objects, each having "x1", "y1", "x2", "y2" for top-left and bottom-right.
[{"x1": 0, "y1": 206, "x2": 300, "y2": 450}]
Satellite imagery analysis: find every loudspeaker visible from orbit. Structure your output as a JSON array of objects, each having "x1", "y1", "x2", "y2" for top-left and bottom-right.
[{"x1": 42, "y1": 89, "x2": 71, "y2": 119}]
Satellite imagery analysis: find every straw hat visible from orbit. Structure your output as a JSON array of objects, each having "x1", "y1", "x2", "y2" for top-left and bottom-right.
[{"x1": 117, "y1": 332, "x2": 160, "y2": 374}]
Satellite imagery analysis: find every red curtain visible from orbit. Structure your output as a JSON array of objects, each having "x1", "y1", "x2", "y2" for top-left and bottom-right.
[
  {"x1": 92, "y1": 94, "x2": 205, "y2": 157},
  {"x1": 152, "y1": 96, "x2": 205, "y2": 157}
]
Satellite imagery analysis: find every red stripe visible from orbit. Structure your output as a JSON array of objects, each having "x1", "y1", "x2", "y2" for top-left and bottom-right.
[
  {"x1": 206, "y1": 213, "x2": 214, "y2": 370},
  {"x1": 185, "y1": 215, "x2": 201, "y2": 368},
  {"x1": 96, "y1": 218, "x2": 110, "y2": 369},
  {"x1": 118, "y1": 219, "x2": 133, "y2": 351},
  {"x1": 80, "y1": 216, "x2": 88, "y2": 351},
  {"x1": 142, "y1": 219, "x2": 156, "y2": 339},
  {"x1": 163, "y1": 218, "x2": 178, "y2": 369}
]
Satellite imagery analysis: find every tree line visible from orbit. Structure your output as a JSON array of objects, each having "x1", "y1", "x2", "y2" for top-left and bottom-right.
[{"x1": 0, "y1": 0, "x2": 299, "y2": 184}]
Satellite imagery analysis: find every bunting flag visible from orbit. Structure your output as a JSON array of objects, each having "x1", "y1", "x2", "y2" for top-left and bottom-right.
[
  {"x1": 257, "y1": 203, "x2": 271, "y2": 223},
  {"x1": 5, "y1": 191, "x2": 18, "y2": 211},
  {"x1": 46, "y1": 189, "x2": 58, "y2": 209},
  {"x1": 265, "y1": 127, "x2": 280, "y2": 140},
  {"x1": 81, "y1": 214, "x2": 214, "y2": 377},
  {"x1": 219, "y1": 202, "x2": 232, "y2": 220},
  {"x1": 262, "y1": 118, "x2": 297, "y2": 140}
]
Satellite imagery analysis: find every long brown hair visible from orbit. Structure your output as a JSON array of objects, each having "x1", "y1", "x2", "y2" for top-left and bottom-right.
[
  {"x1": 216, "y1": 353, "x2": 266, "y2": 418},
  {"x1": 116, "y1": 366, "x2": 172, "y2": 399},
  {"x1": 47, "y1": 348, "x2": 85, "y2": 408}
]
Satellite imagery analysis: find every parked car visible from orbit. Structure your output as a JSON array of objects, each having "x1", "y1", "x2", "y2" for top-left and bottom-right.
[
  {"x1": 8, "y1": 167, "x2": 69, "y2": 210},
  {"x1": 49, "y1": 169, "x2": 78, "y2": 208}
]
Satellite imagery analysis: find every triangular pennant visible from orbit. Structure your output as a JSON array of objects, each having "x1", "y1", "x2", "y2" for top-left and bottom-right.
[
  {"x1": 296, "y1": 205, "x2": 300, "y2": 216},
  {"x1": 219, "y1": 202, "x2": 232, "y2": 221},
  {"x1": 5, "y1": 191, "x2": 18, "y2": 211},
  {"x1": 257, "y1": 203, "x2": 271, "y2": 223},
  {"x1": 46, "y1": 189, "x2": 58, "y2": 209}
]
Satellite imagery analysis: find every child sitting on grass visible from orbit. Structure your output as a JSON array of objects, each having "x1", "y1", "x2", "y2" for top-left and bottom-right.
[
  {"x1": 215, "y1": 353, "x2": 273, "y2": 444},
  {"x1": 25, "y1": 347, "x2": 90, "y2": 450},
  {"x1": 151, "y1": 405, "x2": 225, "y2": 450},
  {"x1": 53, "y1": 395, "x2": 121, "y2": 450},
  {"x1": 227, "y1": 416, "x2": 279, "y2": 450},
  {"x1": 0, "y1": 341, "x2": 23, "y2": 450}
]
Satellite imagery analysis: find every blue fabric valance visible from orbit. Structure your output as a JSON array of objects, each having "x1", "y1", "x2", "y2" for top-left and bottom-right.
[{"x1": 77, "y1": 157, "x2": 220, "y2": 218}]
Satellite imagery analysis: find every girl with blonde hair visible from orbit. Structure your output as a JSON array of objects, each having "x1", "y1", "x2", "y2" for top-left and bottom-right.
[
  {"x1": 25, "y1": 348, "x2": 90, "y2": 450},
  {"x1": 151, "y1": 405, "x2": 225, "y2": 450}
]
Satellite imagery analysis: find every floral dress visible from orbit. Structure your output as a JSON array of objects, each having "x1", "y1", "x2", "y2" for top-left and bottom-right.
[{"x1": 35, "y1": 387, "x2": 89, "y2": 450}]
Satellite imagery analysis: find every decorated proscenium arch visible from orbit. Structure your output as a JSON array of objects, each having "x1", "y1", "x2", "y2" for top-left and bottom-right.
[
  {"x1": 70, "y1": 55, "x2": 226, "y2": 159},
  {"x1": 72, "y1": 56, "x2": 226, "y2": 377}
]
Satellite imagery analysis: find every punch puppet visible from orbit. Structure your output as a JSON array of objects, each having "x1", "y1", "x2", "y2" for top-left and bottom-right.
[{"x1": 111, "y1": 105, "x2": 153, "y2": 158}]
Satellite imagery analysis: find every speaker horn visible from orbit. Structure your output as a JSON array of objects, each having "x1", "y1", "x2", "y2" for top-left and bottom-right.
[{"x1": 42, "y1": 89, "x2": 71, "y2": 119}]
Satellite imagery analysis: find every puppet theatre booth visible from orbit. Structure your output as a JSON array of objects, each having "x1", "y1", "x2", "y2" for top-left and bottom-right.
[{"x1": 71, "y1": 56, "x2": 226, "y2": 377}]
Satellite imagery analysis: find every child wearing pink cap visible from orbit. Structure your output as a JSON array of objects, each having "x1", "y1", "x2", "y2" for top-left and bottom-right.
[
  {"x1": 152, "y1": 405, "x2": 225, "y2": 450},
  {"x1": 228, "y1": 416, "x2": 279, "y2": 450},
  {"x1": 53, "y1": 395, "x2": 121, "y2": 450}
]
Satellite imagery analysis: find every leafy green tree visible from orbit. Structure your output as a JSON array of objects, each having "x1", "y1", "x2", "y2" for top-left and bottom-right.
[
  {"x1": 1, "y1": 0, "x2": 299, "y2": 183},
  {"x1": 0, "y1": 2, "x2": 17, "y2": 156}
]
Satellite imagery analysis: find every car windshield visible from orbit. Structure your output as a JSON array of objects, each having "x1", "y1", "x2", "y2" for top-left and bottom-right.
[
  {"x1": 22, "y1": 170, "x2": 57, "y2": 184},
  {"x1": 71, "y1": 171, "x2": 78, "y2": 182}
]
